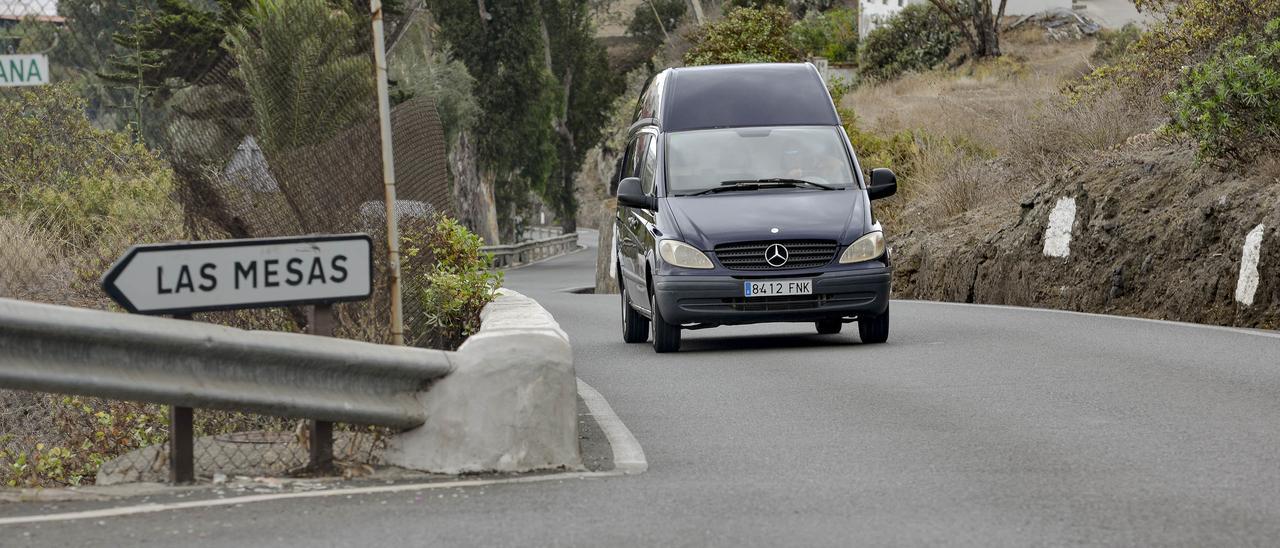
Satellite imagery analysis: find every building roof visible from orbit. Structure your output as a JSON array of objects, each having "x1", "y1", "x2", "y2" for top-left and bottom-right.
[
  {"x1": 662, "y1": 63, "x2": 839, "y2": 132},
  {"x1": 0, "y1": 14, "x2": 67, "y2": 24}
]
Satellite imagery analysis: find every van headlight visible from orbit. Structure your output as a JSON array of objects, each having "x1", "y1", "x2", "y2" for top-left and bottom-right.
[
  {"x1": 839, "y1": 231, "x2": 885, "y2": 264},
  {"x1": 659, "y1": 240, "x2": 714, "y2": 269}
]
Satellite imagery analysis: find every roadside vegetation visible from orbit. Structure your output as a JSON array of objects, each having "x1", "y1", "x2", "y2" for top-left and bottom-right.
[{"x1": 0, "y1": 0, "x2": 515, "y2": 487}]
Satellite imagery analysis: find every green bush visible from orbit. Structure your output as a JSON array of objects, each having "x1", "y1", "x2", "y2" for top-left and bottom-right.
[
  {"x1": 404, "y1": 216, "x2": 503, "y2": 350},
  {"x1": 790, "y1": 7, "x2": 859, "y2": 63},
  {"x1": 1091, "y1": 24, "x2": 1142, "y2": 67},
  {"x1": 858, "y1": 3, "x2": 960, "y2": 82},
  {"x1": 685, "y1": 6, "x2": 803, "y2": 65},
  {"x1": 1167, "y1": 18, "x2": 1280, "y2": 161},
  {"x1": 0, "y1": 84, "x2": 180, "y2": 252},
  {"x1": 1071, "y1": 0, "x2": 1280, "y2": 100}
]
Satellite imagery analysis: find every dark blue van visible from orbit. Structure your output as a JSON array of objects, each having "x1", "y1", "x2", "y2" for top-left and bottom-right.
[{"x1": 613, "y1": 63, "x2": 897, "y2": 353}]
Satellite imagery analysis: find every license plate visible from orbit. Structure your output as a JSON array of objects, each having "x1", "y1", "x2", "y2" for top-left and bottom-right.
[{"x1": 743, "y1": 279, "x2": 813, "y2": 297}]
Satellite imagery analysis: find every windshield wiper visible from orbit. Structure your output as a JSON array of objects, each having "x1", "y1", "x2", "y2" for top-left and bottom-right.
[
  {"x1": 682, "y1": 178, "x2": 837, "y2": 196},
  {"x1": 724, "y1": 178, "x2": 836, "y2": 190}
]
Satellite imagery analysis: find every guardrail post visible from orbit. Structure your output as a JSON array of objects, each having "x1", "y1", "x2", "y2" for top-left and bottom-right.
[
  {"x1": 308, "y1": 304, "x2": 336, "y2": 472},
  {"x1": 170, "y1": 405, "x2": 195, "y2": 484},
  {"x1": 170, "y1": 312, "x2": 195, "y2": 484}
]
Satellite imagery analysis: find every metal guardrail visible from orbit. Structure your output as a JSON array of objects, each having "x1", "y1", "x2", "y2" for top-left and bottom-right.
[
  {"x1": 0, "y1": 298, "x2": 453, "y2": 429},
  {"x1": 483, "y1": 233, "x2": 579, "y2": 269}
]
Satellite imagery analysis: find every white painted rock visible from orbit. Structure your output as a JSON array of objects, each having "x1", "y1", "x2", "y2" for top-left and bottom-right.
[
  {"x1": 1043, "y1": 197, "x2": 1077, "y2": 258},
  {"x1": 1235, "y1": 224, "x2": 1265, "y2": 307}
]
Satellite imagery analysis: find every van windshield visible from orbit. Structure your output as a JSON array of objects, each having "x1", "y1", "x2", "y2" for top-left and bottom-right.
[{"x1": 665, "y1": 126, "x2": 856, "y2": 196}]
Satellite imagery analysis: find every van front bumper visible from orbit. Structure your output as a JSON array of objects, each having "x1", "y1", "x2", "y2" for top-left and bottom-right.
[{"x1": 653, "y1": 266, "x2": 891, "y2": 326}]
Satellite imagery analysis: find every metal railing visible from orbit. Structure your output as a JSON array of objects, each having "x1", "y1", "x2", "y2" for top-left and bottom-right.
[
  {"x1": 0, "y1": 288, "x2": 580, "y2": 484},
  {"x1": 0, "y1": 299, "x2": 452, "y2": 429},
  {"x1": 483, "y1": 233, "x2": 580, "y2": 269}
]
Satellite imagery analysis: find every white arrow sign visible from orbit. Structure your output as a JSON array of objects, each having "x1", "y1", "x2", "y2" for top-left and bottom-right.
[{"x1": 101, "y1": 234, "x2": 373, "y2": 315}]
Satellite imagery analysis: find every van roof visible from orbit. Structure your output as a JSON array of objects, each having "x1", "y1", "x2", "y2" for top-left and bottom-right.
[{"x1": 662, "y1": 63, "x2": 839, "y2": 132}]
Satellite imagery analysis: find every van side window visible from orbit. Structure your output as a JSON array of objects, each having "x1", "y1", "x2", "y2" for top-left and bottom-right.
[
  {"x1": 623, "y1": 137, "x2": 642, "y2": 181},
  {"x1": 639, "y1": 134, "x2": 658, "y2": 195}
]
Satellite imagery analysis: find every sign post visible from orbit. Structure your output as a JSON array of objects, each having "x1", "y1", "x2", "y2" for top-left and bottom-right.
[
  {"x1": 102, "y1": 234, "x2": 373, "y2": 482},
  {"x1": 307, "y1": 304, "x2": 336, "y2": 473}
]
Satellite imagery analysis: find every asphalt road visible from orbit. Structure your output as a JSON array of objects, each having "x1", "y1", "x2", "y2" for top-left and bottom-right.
[{"x1": 7, "y1": 232, "x2": 1280, "y2": 546}]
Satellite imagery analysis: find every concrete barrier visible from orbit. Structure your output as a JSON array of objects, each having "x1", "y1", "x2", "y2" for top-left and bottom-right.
[{"x1": 384, "y1": 289, "x2": 580, "y2": 473}]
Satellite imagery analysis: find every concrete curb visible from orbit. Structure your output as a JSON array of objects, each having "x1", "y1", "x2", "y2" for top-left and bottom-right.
[{"x1": 384, "y1": 289, "x2": 580, "y2": 473}]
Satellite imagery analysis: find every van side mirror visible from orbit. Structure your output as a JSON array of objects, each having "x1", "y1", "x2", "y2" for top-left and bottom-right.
[
  {"x1": 868, "y1": 168, "x2": 897, "y2": 201},
  {"x1": 616, "y1": 177, "x2": 657, "y2": 210}
]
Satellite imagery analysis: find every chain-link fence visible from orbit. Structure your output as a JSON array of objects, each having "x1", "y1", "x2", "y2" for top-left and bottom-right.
[{"x1": 0, "y1": 0, "x2": 455, "y2": 487}]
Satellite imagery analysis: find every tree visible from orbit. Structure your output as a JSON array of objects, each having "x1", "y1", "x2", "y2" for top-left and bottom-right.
[
  {"x1": 430, "y1": 0, "x2": 559, "y2": 239},
  {"x1": 542, "y1": 0, "x2": 625, "y2": 233},
  {"x1": 224, "y1": 0, "x2": 375, "y2": 156},
  {"x1": 926, "y1": 0, "x2": 1007, "y2": 59},
  {"x1": 684, "y1": 5, "x2": 802, "y2": 66},
  {"x1": 627, "y1": 0, "x2": 686, "y2": 54}
]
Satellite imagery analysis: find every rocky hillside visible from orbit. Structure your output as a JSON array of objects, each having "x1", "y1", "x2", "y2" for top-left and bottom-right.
[{"x1": 892, "y1": 139, "x2": 1280, "y2": 329}]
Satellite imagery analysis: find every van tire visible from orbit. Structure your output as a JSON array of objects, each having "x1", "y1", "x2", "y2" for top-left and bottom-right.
[
  {"x1": 815, "y1": 319, "x2": 842, "y2": 335},
  {"x1": 858, "y1": 307, "x2": 890, "y2": 344},
  {"x1": 651, "y1": 293, "x2": 681, "y2": 353},
  {"x1": 621, "y1": 286, "x2": 649, "y2": 343}
]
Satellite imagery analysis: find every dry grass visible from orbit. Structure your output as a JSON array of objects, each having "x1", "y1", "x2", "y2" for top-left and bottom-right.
[
  {"x1": 0, "y1": 215, "x2": 72, "y2": 303},
  {"x1": 846, "y1": 27, "x2": 1165, "y2": 227}
]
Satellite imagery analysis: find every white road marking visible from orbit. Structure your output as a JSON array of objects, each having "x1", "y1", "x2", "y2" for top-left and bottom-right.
[
  {"x1": 578, "y1": 378, "x2": 648, "y2": 474},
  {"x1": 1235, "y1": 224, "x2": 1265, "y2": 306},
  {"x1": 0, "y1": 378, "x2": 646, "y2": 526},
  {"x1": 912, "y1": 299, "x2": 1280, "y2": 341},
  {"x1": 1043, "y1": 197, "x2": 1076, "y2": 258}
]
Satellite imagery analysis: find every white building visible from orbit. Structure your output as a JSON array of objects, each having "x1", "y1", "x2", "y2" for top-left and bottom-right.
[{"x1": 858, "y1": 0, "x2": 1074, "y2": 37}]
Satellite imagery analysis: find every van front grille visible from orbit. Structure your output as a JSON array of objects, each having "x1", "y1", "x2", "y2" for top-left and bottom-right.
[{"x1": 714, "y1": 240, "x2": 837, "y2": 271}]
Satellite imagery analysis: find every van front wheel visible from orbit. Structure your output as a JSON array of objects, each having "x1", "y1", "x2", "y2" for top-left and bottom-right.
[
  {"x1": 858, "y1": 307, "x2": 890, "y2": 344},
  {"x1": 651, "y1": 293, "x2": 681, "y2": 353}
]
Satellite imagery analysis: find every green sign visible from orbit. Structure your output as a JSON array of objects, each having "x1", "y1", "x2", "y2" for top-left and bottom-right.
[{"x1": 0, "y1": 54, "x2": 49, "y2": 87}]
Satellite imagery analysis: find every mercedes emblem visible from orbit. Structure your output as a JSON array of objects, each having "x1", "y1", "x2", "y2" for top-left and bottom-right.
[{"x1": 764, "y1": 243, "x2": 789, "y2": 267}]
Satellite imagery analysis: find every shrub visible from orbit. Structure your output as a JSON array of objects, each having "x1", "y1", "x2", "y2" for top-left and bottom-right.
[
  {"x1": 0, "y1": 84, "x2": 179, "y2": 247},
  {"x1": 1090, "y1": 24, "x2": 1142, "y2": 67},
  {"x1": 858, "y1": 3, "x2": 960, "y2": 82},
  {"x1": 1072, "y1": 0, "x2": 1280, "y2": 99},
  {"x1": 1167, "y1": 19, "x2": 1280, "y2": 161},
  {"x1": 790, "y1": 7, "x2": 859, "y2": 62},
  {"x1": 404, "y1": 216, "x2": 503, "y2": 350},
  {"x1": 628, "y1": 0, "x2": 687, "y2": 51},
  {"x1": 684, "y1": 6, "x2": 803, "y2": 65},
  {"x1": 0, "y1": 393, "x2": 170, "y2": 487}
]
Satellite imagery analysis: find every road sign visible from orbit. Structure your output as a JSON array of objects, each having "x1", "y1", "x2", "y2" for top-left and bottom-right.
[
  {"x1": 101, "y1": 234, "x2": 373, "y2": 315},
  {"x1": 0, "y1": 54, "x2": 49, "y2": 87}
]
